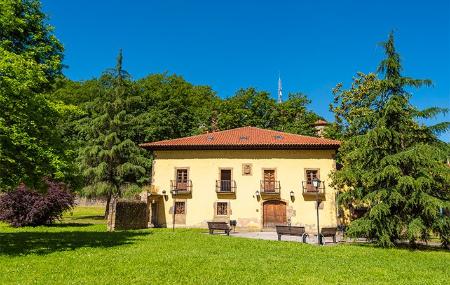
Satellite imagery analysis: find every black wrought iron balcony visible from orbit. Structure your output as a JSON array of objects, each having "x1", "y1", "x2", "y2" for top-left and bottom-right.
[
  {"x1": 260, "y1": 180, "x2": 280, "y2": 194},
  {"x1": 170, "y1": 180, "x2": 192, "y2": 194},
  {"x1": 301, "y1": 181, "x2": 325, "y2": 195},
  {"x1": 216, "y1": 180, "x2": 236, "y2": 194}
]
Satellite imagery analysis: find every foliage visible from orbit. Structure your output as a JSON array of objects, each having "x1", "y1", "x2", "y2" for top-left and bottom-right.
[
  {"x1": 0, "y1": 0, "x2": 68, "y2": 190},
  {"x1": 0, "y1": 0, "x2": 63, "y2": 84},
  {"x1": 133, "y1": 73, "x2": 218, "y2": 141},
  {"x1": 331, "y1": 32, "x2": 450, "y2": 247},
  {"x1": 277, "y1": 92, "x2": 319, "y2": 136},
  {"x1": 77, "y1": 51, "x2": 152, "y2": 215},
  {"x1": 217, "y1": 88, "x2": 318, "y2": 135},
  {"x1": 0, "y1": 207, "x2": 449, "y2": 284},
  {"x1": 0, "y1": 178, "x2": 74, "y2": 227}
]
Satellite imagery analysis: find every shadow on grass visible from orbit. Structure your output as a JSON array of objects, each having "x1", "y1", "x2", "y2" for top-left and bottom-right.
[
  {"x1": 0, "y1": 230, "x2": 151, "y2": 256},
  {"x1": 48, "y1": 223, "x2": 93, "y2": 227},
  {"x1": 346, "y1": 241, "x2": 450, "y2": 252},
  {"x1": 70, "y1": 215, "x2": 105, "y2": 221}
]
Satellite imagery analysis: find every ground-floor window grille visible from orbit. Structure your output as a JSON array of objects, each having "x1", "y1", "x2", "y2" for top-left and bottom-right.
[
  {"x1": 216, "y1": 202, "x2": 228, "y2": 216},
  {"x1": 175, "y1": 202, "x2": 186, "y2": 214}
]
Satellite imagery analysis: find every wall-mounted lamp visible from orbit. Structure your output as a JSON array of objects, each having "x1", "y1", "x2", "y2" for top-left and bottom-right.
[
  {"x1": 290, "y1": 190, "x2": 295, "y2": 198},
  {"x1": 162, "y1": 190, "x2": 168, "y2": 199},
  {"x1": 255, "y1": 190, "x2": 260, "y2": 197}
]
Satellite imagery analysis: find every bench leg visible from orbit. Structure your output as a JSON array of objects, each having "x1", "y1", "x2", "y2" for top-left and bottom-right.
[
  {"x1": 226, "y1": 230, "x2": 230, "y2": 236},
  {"x1": 302, "y1": 234, "x2": 308, "y2": 243},
  {"x1": 278, "y1": 234, "x2": 281, "y2": 241},
  {"x1": 209, "y1": 229, "x2": 213, "y2": 235},
  {"x1": 319, "y1": 234, "x2": 324, "y2": 245},
  {"x1": 333, "y1": 235, "x2": 336, "y2": 243}
]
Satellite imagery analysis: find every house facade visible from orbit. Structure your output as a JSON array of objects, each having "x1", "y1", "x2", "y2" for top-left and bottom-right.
[{"x1": 140, "y1": 127, "x2": 340, "y2": 232}]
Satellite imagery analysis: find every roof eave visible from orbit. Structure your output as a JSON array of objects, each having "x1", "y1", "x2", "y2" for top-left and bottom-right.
[{"x1": 140, "y1": 144, "x2": 340, "y2": 151}]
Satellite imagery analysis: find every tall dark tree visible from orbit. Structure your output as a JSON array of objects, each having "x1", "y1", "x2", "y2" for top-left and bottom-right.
[
  {"x1": 78, "y1": 51, "x2": 152, "y2": 216},
  {"x1": 332, "y1": 33, "x2": 450, "y2": 247}
]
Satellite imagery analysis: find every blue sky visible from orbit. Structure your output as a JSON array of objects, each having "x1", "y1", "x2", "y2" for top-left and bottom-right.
[{"x1": 42, "y1": 0, "x2": 450, "y2": 141}]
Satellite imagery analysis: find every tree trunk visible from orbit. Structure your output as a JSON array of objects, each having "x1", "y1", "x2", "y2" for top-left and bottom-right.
[{"x1": 104, "y1": 193, "x2": 112, "y2": 219}]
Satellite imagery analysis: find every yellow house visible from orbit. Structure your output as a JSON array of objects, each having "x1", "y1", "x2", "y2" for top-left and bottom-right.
[{"x1": 140, "y1": 127, "x2": 340, "y2": 233}]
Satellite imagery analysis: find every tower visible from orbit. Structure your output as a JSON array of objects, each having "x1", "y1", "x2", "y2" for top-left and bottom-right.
[{"x1": 277, "y1": 75, "x2": 283, "y2": 103}]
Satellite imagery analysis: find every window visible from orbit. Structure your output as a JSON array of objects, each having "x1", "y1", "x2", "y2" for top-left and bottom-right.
[
  {"x1": 174, "y1": 202, "x2": 186, "y2": 214},
  {"x1": 263, "y1": 169, "x2": 276, "y2": 192},
  {"x1": 216, "y1": 202, "x2": 228, "y2": 216},
  {"x1": 305, "y1": 169, "x2": 320, "y2": 192},
  {"x1": 219, "y1": 169, "x2": 232, "y2": 192},
  {"x1": 176, "y1": 169, "x2": 188, "y2": 183},
  {"x1": 175, "y1": 168, "x2": 189, "y2": 191}
]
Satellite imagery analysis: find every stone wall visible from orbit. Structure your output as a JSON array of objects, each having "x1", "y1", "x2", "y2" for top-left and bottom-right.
[
  {"x1": 107, "y1": 199, "x2": 148, "y2": 231},
  {"x1": 75, "y1": 196, "x2": 106, "y2": 207}
]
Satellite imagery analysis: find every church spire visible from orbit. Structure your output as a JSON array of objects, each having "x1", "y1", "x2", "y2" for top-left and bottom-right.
[{"x1": 277, "y1": 74, "x2": 283, "y2": 103}]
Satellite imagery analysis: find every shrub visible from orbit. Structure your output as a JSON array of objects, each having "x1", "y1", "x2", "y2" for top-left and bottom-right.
[{"x1": 0, "y1": 179, "x2": 75, "y2": 227}]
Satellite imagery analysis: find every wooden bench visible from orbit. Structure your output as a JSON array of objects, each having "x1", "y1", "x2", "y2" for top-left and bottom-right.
[
  {"x1": 319, "y1": 227, "x2": 338, "y2": 244},
  {"x1": 207, "y1": 221, "x2": 231, "y2": 236},
  {"x1": 276, "y1": 225, "x2": 308, "y2": 243}
]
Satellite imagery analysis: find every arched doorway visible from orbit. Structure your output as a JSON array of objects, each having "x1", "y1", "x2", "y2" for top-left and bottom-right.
[{"x1": 263, "y1": 200, "x2": 286, "y2": 228}]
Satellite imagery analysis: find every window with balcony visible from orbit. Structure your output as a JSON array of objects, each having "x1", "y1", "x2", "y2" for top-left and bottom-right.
[
  {"x1": 171, "y1": 168, "x2": 192, "y2": 193},
  {"x1": 260, "y1": 169, "x2": 280, "y2": 194},
  {"x1": 216, "y1": 169, "x2": 236, "y2": 193},
  {"x1": 303, "y1": 169, "x2": 323, "y2": 193}
]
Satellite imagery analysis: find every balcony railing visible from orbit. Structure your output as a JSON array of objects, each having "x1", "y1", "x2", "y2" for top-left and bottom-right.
[
  {"x1": 170, "y1": 180, "x2": 192, "y2": 194},
  {"x1": 216, "y1": 180, "x2": 236, "y2": 194},
  {"x1": 301, "y1": 181, "x2": 325, "y2": 195},
  {"x1": 260, "y1": 180, "x2": 280, "y2": 194}
]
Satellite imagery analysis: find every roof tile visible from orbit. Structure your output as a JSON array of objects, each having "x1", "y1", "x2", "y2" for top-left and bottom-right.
[{"x1": 140, "y1": 127, "x2": 340, "y2": 150}]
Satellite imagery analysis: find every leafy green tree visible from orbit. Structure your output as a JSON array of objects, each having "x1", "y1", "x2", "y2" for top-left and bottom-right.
[
  {"x1": 0, "y1": 0, "x2": 63, "y2": 85},
  {"x1": 217, "y1": 88, "x2": 318, "y2": 135},
  {"x1": 0, "y1": 0, "x2": 67, "y2": 190},
  {"x1": 277, "y1": 92, "x2": 319, "y2": 136},
  {"x1": 217, "y1": 88, "x2": 278, "y2": 130},
  {"x1": 332, "y1": 33, "x2": 450, "y2": 247},
  {"x1": 78, "y1": 51, "x2": 152, "y2": 216},
  {"x1": 134, "y1": 73, "x2": 217, "y2": 142}
]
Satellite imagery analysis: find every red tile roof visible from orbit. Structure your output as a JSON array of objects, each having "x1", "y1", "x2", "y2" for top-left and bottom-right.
[{"x1": 140, "y1": 127, "x2": 340, "y2": 150}]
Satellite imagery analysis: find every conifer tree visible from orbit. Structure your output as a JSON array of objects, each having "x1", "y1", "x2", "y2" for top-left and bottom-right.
[
  {"x1": 78, "y1": 50, "x2": 152, "y2": 216},
  {"x1": 332, "y1": 33, "x2": 450, "y2": 247}
]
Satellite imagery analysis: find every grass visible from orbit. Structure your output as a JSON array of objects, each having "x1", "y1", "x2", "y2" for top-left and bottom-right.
[{"x1": 0, "y1": 207, "x2": 449, "y2": 284}]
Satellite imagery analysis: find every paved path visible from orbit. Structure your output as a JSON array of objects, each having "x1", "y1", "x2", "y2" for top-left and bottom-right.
[{"x1": 229, "y1": 231, "x2": 341, "y2": 245}]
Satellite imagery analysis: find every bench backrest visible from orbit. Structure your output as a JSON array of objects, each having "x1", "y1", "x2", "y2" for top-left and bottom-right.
[
  {"x1": 321, "y1": 227, "x2": 337, "y2": 235},
  {"x1": 207, "y1": 222, "x2": 229, "y2": 230},
  {"x1": 276, "y1": 225, "x2": 305, "y2": 235}
]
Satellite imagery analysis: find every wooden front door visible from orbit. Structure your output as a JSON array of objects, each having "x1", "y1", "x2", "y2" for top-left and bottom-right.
[
  {"x1": 263, "y1": 169, "x2": 275, "y2": 192},
  {"x1": 151, "y1": 202, "x2": 158, "y2": 226},
  {"x1": 263, "y1": 200, "x2": 286, "y2": 227}
]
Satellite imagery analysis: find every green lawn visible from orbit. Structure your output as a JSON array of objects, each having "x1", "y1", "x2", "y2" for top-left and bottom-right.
[{"x1": 0, "y1": 207, "x2": 449, "y2": 284}]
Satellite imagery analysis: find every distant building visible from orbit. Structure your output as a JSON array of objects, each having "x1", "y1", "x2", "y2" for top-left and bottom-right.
[
  {"x1": 314, "y1": 119, "x2": 328, "y2": 137},
  {"x1": 140, "y1": 127, "x2": 341, "y2": 232}
]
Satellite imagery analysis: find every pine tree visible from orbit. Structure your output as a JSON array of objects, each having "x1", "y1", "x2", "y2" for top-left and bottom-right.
[
  {"x1": 78, "y1": 50, "x2": 152, "y2": 216},
  {"x1": 332, "y1": 33, "x2": 450, "y2": 247}
]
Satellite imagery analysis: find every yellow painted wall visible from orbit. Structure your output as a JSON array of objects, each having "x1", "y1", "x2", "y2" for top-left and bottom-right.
[{"x1": 147, "y1": 149, "x2": 338, "y2": 233}]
